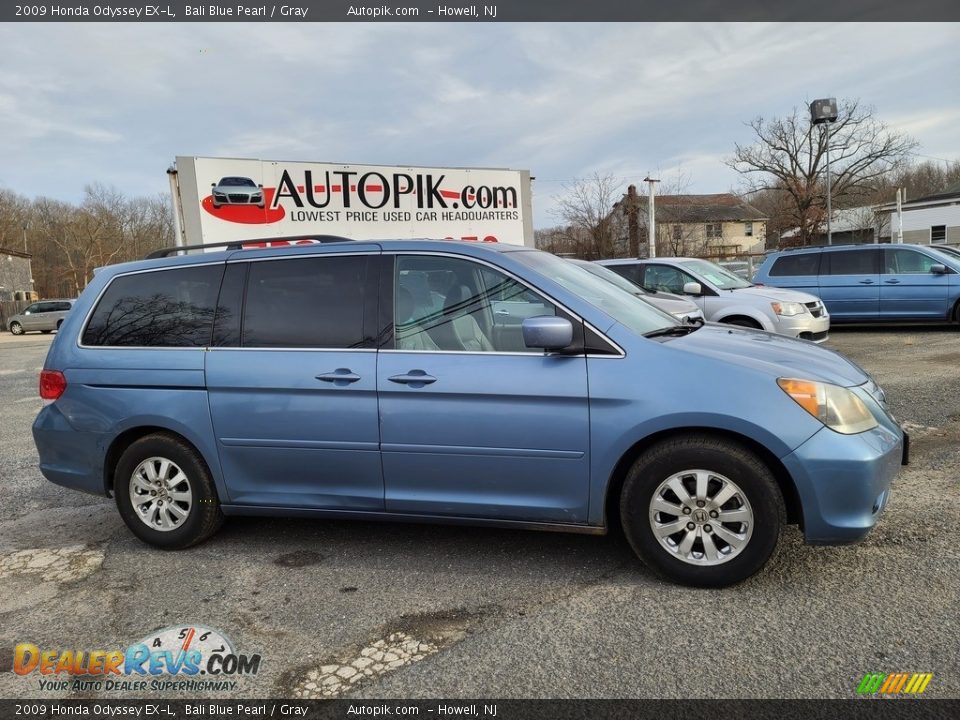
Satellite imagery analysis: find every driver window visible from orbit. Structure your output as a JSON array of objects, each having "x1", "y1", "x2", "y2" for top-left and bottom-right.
[
  {"x1": 643, "y1": 265, "x2": 689, "y2": 294},
  {"x1": 884, "y1": 249, "x2": 939, "y2": 275},
  {"x1": 395, "y1": 255, "x2": 556, "y2": 353}
]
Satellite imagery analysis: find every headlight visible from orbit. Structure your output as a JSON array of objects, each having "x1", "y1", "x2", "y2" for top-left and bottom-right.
[
  {"x1": 771, "y1": 301, "x2": 807, "y2": 316},
  {"x1": 777, "y1": 378, "x2": 878, "y2": 434}
]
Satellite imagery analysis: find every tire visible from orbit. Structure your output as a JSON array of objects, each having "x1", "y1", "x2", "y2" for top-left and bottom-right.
[
  {"x1": 42, "y1": 330, "x2": 52, "y2": 334},
  {"x1": 721, "y1": 317, "x2": 763, "y2": 329},
  {"x1": 114, "y1": 433, "x2": 224, "y2": 549},
  {"x1": 620, "y1": 434, "x2": 784, "y2": 587},
  {"x1": 9, "y1": 322, "x2": 23, "y2": 335},
  {"x1": 56, "y1": 320, "x2": 63, "y2": 331}
]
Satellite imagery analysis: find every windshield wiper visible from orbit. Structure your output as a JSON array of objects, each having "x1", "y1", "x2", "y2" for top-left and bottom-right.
[{"x1": 643, "y1": 325, "x2": 699, "y2": 339}]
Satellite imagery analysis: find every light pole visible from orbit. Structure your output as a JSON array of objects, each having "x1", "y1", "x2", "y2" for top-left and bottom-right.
[
  {"x1": 810, "y1": 98, "x2": 838, "y2": 245},
  {"x1": 643, "y1": 175, "x2": 659, "y2": 258}
]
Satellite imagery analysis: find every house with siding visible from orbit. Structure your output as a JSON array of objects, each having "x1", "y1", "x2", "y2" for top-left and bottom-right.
[
  {"x1": 876, "y1": 185, "x2": 960, "y2": 246},
  {"x1": 610, "y1": 191, "x2": 767, "y2": 258}
]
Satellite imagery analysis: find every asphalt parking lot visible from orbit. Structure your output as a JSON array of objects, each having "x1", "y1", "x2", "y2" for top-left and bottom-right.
[{"x1": 0, "y1": 327, "x2": 958, "y2": 700}]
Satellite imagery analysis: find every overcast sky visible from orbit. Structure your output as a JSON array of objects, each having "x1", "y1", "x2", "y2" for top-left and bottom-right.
[{"x1": 1, "y1": 22, "x2": 957, "y2": 228}]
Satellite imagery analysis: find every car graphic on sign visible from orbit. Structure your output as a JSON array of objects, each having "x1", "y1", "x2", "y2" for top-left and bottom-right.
[{"x1": 211, "y1": 177, "x2": 264, "y2": 209}]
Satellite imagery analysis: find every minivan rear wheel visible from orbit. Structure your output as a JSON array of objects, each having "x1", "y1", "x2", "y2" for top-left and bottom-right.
[
  {"x1": 620, "y1": 434, "x2": 784, "y2": 587},
  {"x1": 114, "y1": 433, "x2": 224, "y2": 549},
  {"x1": 9, "y1": 321, "x2": 23, "y2": 335}
]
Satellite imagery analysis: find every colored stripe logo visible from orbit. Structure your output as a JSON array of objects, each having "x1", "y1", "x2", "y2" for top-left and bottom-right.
[{"x1": 857, "y1": 672, "x2": 933, "y2": 695}]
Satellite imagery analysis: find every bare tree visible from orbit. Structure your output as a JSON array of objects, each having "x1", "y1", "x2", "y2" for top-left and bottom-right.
[
  {"x1": 727, "y1": 100, "x2": 917, "y2": 246},
  {"x1": 550, "y1": 172, "x2": 623, "y2": 259}
]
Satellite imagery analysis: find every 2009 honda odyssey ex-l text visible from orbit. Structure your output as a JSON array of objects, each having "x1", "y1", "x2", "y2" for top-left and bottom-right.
[{"x1": 33, "y1": 240, "x2": 906, "y2": 587}]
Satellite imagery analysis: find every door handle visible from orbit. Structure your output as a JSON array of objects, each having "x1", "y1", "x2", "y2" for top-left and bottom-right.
[
  {"x1": 316, "y1": 369, "x2": 361, "y2": 384},
  {"x1": 858, "y1": 279, "x2": 875, "y2": 284},
  {"x1": 884, "y1": 279, "x2": 900, "y2": 284},
  {"x1": 388, "y1": 370, "x2": 437, "y2": 386}
]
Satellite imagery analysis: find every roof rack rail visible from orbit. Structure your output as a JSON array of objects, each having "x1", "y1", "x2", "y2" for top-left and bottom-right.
[
  {"x1": 145, "y1": 235, "x2": 354, "y2": 259},
  {"x1": 781, "y1": 243, "x2": 865, "y2": 252}
]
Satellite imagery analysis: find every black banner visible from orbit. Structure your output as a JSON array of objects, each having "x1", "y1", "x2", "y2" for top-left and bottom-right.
[
  {"x1": 3, "y1": 0, "x2": 960, "y2": 22},
  {"x1": 2, "y1": 700, "x2": 959, "y2": 720}
]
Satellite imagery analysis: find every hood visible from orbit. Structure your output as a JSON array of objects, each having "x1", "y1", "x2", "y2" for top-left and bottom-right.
[
  {"x1": 726, "y1": 285, "x2": 821, "y2": 303},
  {"x1": 666, "y1": 324, "x2": 868, "y2": 387},
  {"x1": 642, "y1": 294, "x2": 699, "y2": 316}
]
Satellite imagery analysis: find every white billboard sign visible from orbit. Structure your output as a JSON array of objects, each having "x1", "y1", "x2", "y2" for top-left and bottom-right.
[{"x1": 173, "y1": 156, "x2": 534, "y2": 248}]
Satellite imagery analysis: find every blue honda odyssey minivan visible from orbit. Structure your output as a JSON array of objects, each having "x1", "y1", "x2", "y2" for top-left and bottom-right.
[
  {"x1": 754, "y1": 244, "x2": 960, "y2": 323},
  {"x1": 33, "y1": 240, "x2": 906, "y2": 587}
]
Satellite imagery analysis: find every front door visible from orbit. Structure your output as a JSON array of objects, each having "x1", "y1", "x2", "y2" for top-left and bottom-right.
[
  {"x1": 377, "y1": 253, "x2": 591, "y2": 523},
  {"x1": 880, "y1": 247, "x2": 950, "y2": 319},
  {"x1": 206, "y1": 253, "x2": 384, "y2": 509}
]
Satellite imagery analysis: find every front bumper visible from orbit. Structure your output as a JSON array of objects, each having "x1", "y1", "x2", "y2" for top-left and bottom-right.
[
  {"x1": 774, "y1": 312, "x2": 831, "y2": 343},
  {"x1": 781, "y1": 421, "x2": 903, "y2": 545}
]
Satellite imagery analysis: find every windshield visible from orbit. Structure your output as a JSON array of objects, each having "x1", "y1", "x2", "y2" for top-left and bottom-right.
[
  {"x1": 515, "y1": 251, "x2": 678, "y2": 336},
  {"x1": 569, "y1": 260, "x2": 651, "y2": 296},
  {"x1": 219, "y1": 177, "x2": 256, "y2": 187},
  {"x1": 680, "y1": 259, "x2": 753, "y2": 290}
]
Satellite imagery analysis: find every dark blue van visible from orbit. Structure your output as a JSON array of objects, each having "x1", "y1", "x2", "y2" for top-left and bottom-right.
[{"x1": 753, "y1": 244, "x2": 960, "y2": 323}]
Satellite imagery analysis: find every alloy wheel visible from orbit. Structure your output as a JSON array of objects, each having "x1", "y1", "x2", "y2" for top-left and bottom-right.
[
  {"x1": 129, "y1": 456, "x2": 193, "y2": 532},
  {"x1": 648, "y1": 469, "x2": 754, "y2": 566}
]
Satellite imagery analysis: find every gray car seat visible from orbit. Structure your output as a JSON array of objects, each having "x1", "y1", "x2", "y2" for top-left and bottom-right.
[
  {"x1": 395, "y1": 286, "x2": 439, "y2": 351},
  {"x1": 440, "y1": 285, "x2": 495, "y2": 352}
]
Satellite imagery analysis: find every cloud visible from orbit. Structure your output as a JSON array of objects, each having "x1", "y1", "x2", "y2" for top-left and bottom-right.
[{"x1": 0, "y1": 22, "x2": 957, "y2": 228}]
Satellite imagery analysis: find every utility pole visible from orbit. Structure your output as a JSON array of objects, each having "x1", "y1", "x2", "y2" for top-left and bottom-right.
[
  {"x1": 810, "y1": 98, "x2": 838, "y2": 246},
  {"x1": 896, "y1": 188, "x2": 904, "y2": 244},
  {"x1": 825, "y1": 122, "x2": 833, "y2": 245},
  {"x1": 643, "y1": 175, "x2": 659, "y2": 258},
  {"x1": 626, "y1": 184, "x2": 640, "y2": 258}
]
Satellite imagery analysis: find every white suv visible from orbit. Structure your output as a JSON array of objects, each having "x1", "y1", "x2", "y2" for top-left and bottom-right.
[{"x1": 597, "y1": 257, "x2": 830, "y2": 342}]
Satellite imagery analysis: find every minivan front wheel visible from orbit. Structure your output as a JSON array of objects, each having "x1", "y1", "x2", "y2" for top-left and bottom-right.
[
  {"x1": 114, "y1": 433, "x2": 223, "y2": 549},
  {"x1": 620, "y1": 434, "x2": 784, "y2": 587},
  {"x1": 9, "y1": 321, "x2": 23, "y2": 335}
]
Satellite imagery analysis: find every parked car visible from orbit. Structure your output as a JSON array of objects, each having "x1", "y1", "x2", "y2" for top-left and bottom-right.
[
  {"x1": 931, "y1": 243, "x2": 960, "y2": 260},
  {"x1": 598, "y1": 257, "x2": 830, "y2": 342},
  {"x1": 567, "y1": 259, "x2": 704, "y2": 325},
  {"x1": 753, "y1": 244, "x2": 960, "y2": 323},
  {"x1": 7, "y1": 300, "x2": 74, "y2": 335},
  {"x1": 718, "y1": 260, "x2": 751, "y2": 280},
  {"x1": 34, "y1": 241, "x2": 904, "y2": 587},
  {"x1": 210, "y1": 176, "x2": 264, "y2": 208}
]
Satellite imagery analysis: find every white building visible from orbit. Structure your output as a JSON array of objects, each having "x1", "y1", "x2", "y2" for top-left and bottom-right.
[{"x1": 877, "y1": 185, "x2": 960, "y2": 246}]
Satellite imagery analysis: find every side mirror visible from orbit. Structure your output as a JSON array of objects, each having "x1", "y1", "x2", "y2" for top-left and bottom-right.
[
  {"x1": 682, "y1": 281, "x2": 702, "y2": 296},
  {"x1": 931, "y1": 264, "x2": 947, "y2": 275},
  {"x1": 522, "y1": 316, "x2": 573, "y2": 351},
  {"x1": 258, "y1": 183, "x2": 263, "y2": 188},
  {"x1": 211, "y1": 182, "x2": 216, "y2": 187}
]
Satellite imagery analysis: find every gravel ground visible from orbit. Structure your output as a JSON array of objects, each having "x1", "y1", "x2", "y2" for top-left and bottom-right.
[{"x1": 0, "y1": 327, "x2": 957, "y2": 700}]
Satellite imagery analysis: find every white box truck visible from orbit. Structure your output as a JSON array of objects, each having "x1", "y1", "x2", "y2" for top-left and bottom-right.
[{"x1": 168, "y1": 156, "x2": 535, "y2": 250}]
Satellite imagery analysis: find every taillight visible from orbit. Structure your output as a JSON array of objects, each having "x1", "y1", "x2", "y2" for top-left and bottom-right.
[{"x1": 39, "y1": 370, "x2": 66, "y2": 401}]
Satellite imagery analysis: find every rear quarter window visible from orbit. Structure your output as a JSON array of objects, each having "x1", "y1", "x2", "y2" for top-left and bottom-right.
[
  {"x1": 81, "y1": 264, "x2": 224, "y2": 347},
  {"x1": 770, "y1": 253, "x2": 821, "y2": 276}
]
